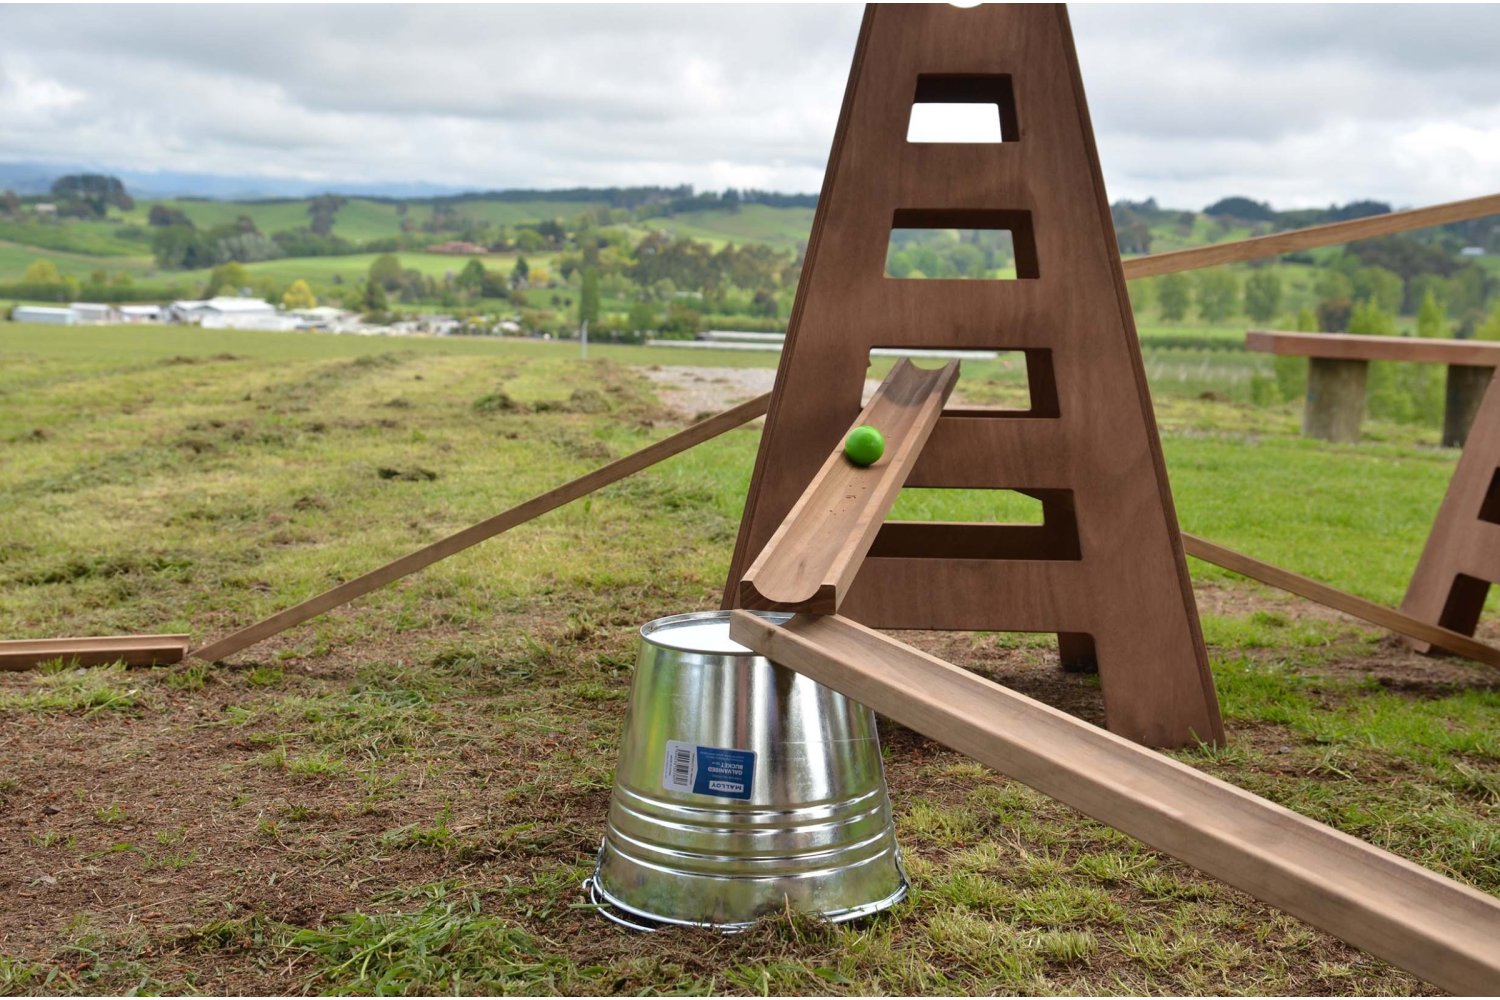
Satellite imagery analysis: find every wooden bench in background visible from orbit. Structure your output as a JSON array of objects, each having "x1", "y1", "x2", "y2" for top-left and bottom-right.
[{"x1": 1245, "y1": 330, "x2": 1500, "y2": 446}]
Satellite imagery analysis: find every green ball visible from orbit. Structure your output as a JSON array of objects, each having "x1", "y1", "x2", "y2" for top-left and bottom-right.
[{"x1": 843, "y1": 425, "x2": 885, "y2": 466}]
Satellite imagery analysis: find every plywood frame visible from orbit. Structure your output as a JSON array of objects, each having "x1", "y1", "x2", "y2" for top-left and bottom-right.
[
  {"x1": 1402, "y1": 369, "x2": 1500, "y2": 650},
  {"x1": 723, "y1": 3, "x2": 1221, "y2": 748}
]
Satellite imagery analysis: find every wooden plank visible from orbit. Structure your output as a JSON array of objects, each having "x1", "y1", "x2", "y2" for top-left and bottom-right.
[
  {"x1": 722, "y1": 4, "x2": 1222, "y2": 750},
  {"x1": 728, "y1": 611, "x2": 1500, "y2": 995},
  {"x1": 739, "y1": 359, "x2": 958, "y2": 612},
  {"x1": 1124, "y1": 193, "x2": 1500, "y2": 280},
  {"x1": 1247, "y1": 330, "x2": 1500, "y2": 367},
  {"x1": 0, "y1": 634, "x2": 189, "y2": 671},
  {"x1": 1181, "y1": 533, "x2": 1500, "y2": 669},
  {"x1": 191, "y1": 392, "x2": 772, "y2": 662}
]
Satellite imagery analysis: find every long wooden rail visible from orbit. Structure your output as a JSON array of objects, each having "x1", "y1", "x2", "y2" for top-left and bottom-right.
[
  {"x1": 1247, "y1": 331, "x2": 1500, "y2": 367},
  {"x1": 1122, "y1": 193, "x2": 1500, "y2": 280},
  {"x1": 1245, "y1": 330, "x2": 1500, "y2": 444},
  {"x1": 739, "y1": 360, "x2": 958, "y2": 612},
  {"x1": 190, "y1": 393, "x2": 773, "y2": 661},
  {"x1": 1181, "y1": 533, "x2": 1500, "y2": 669},
  {"x1": 0, "y1": 634, "x2": 189, "y2": 671},
  {"x1": 729, "y1": 611, "x2": 1500, "y2": 995}
]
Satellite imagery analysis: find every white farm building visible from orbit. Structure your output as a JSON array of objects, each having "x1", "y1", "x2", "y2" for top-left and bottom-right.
[
  {"x1": 13, "y1": 305, "x2": 77, "y2": 325},
  {"x1": 170, "y1": 297, "x2": 296, "y2": 330}
]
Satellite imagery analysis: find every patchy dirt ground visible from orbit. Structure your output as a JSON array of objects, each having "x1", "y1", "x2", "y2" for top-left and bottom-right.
[
  {"x1": 3, "y1": 581, "x2": 1494, "y2": 993},
  {"x1": 1, "y1": 335, "x2": 1494, "y2": 995}
]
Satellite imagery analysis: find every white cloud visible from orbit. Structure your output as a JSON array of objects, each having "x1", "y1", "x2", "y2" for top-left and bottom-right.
[{"x1": 0, "y1": 4, "x2": 1496, "y2": 208}]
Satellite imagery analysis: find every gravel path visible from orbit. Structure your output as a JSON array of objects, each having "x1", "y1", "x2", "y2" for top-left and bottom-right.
[{"x1": 639, "y1": 365, "x2": 885, "y2": 420}]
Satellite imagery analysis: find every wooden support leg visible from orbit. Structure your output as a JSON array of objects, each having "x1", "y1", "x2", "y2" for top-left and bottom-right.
[
  {"x1": 1303, "y1": 357, "x2": 1368, "y2": 443},
  {"x1": 1443, "y1": 364, "x2": 1494, "y2": 448}
]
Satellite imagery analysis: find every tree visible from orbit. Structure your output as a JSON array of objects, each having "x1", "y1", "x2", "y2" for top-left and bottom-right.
[
  {"x1": 281, "y1": 279, "x2": 317, "y2": 310},
  {"x1": 21, "y1": 259, "x2": 63, "y2": 284},
  {"x1": 1243, "y1": 270, "x2": 1282, "y2": 324},
  {"x1": 214, "y1": 231, "x2": 283, "y2": 264},
  {"x1": 1195, "y1": 269, "x2": 1238, "y2": 323},
  {"x1": 204, "y1": 262, "x2": 250, "y2": 297},
  {"x1": 307, "y1": 194, "x2": 346, "y2": 236},
  {"x1": 369, "y1": 254, "x2": 404, "y2": 291},
  {"x1": 1352, "y1": 266, "x2": 1404, "y2": 315},
  {"x1": 1203, "y1": 196, "x2": 1275, "y2": 222},
  {"x1": 455, "y1": 259, "x2": 487, "y2": 297},
  {"x1": 1158, "y1": 272, "x2": 1190, "y2": 322},
  {"x1": 151, "y1": 225, "x2": 217, "y2": 269},
  {"x1": 578, "y1": 268, "x2": 601, "y2": 327},
  {"x1": 51, "y1": 173, "x2": 133, "y2": 213},
  {"x1": 511, "y1": 255, "x2": 531, "y2": 289},
  {"x1": 627, "y1": 300, "x2": 658, "y2": 332},
  {"x1": 148, "y1": 204, "x2": 194, "y2": 228},
  {"x1": 1347, "y1": 300, "x2": 1396, "y2": 336},
  {"x1": 1417, "y1": 290, "x2": 1446, "y2": 339},
  {"x1": 1476, "y1": 303, "x2": 1500, "y2": 342},
  {"x1": 363, "y1": 279, "x2": 388, "y2": 314}
]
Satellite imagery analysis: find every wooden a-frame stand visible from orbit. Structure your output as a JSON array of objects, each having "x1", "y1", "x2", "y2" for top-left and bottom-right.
[
  {"x1": 1402, "y1": 368, "x2": 1500, "y2": 651},
  {"x1": 723, "y1": 3, "x2": 1221, "y2": 748}
]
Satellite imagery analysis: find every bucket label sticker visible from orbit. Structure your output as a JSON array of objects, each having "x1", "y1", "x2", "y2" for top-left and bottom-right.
[{"x1": 663, "y1": 740, "x2": 755, "y2": 800}]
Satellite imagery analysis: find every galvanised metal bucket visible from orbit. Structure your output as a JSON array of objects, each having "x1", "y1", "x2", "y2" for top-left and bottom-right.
[{"x1": 589, "y1": 610, "x2": 907, "y2": 930}]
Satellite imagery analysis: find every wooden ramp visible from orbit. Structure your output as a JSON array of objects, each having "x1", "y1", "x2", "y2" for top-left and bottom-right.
[
  {"x1": 729, "y1": 611, "x2": 1500, "y2": 995},
  {"x1": 740, "y1": 359, "x2": 957, "y2": 612},
  {"x1": 0, "y1": 634, "x2": 189, "y2": 671},
  {"x1": 1182, "y1": 533, "x2": 1500, "y2": 669}
]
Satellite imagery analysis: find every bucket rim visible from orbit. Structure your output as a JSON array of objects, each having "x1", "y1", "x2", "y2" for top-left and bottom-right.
[{"x1": 639, "y1": 609, "x2": 792, "y2": 655}]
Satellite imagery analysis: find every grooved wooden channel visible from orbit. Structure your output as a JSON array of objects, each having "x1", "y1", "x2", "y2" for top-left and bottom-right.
[
  {"x1": 740, "y1": 359, "x2": 958, "y2": 613},
  {"x1": 729, "y1": 611, "x2": 1500, "y2": 995}
]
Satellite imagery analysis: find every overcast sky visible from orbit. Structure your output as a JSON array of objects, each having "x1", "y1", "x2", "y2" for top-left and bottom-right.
[{"x1": 2, "y1": 4, "x2": 1498, "y2": 210}]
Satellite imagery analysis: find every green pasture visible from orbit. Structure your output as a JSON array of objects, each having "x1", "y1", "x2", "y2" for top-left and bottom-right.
[
  {"x1": 0, "y1": 323, "x2": 1495, "y2": 995},
  {"x1": 0, "y1": 240, "x2": 157, "y2": 280},
  {"x1": 170, "y1": 249, "x2": 557, "y2": 293},
  {"x1": 650, "y1": 204, "x2": 817, "y2": 251}
]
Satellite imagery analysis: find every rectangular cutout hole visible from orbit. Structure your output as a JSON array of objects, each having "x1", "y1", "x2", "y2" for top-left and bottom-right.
[
  {"x1": 866, "y1": 348, "x2": 1059, "y2": 417},
  {"x1": 886, "y1": 209, "x2": 1038, "y2": 280},
  {"x1": 1479, "y1": 468, "x2": 1500, "y2": 525},
  {"x1": 907, "y1": 74, "x2": 1017, "y2": 143},
  {"x1": 888, "y1": 488, "x2": 1044, "y2": 525},
  {"x1": 872, "y1": 488, "x2": 1081, "y2": 561}
]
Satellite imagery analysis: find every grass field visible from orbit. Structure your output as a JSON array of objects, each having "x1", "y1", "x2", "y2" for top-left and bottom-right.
[{"x1": 0, "y1": 323, "x2": 1495, "y2": 994}]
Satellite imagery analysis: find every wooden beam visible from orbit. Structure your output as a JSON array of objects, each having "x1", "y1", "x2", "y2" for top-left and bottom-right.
[
  {"x1": 1247, "y1": 330, "x2": 1500, "y2": 367},
  {"x1": 739, "y1": 359, "x2": 958, "y2": 612},
  {"x1": 1123, "y1": 193, "x2": 1500, "y2": 280},
  {"x1": 728, "y1": 611, "x2": 1500, "y2": 995},
  {"x1": 1181, "y1": 533, "x2": 1500, "y2": 669},
  {"x1": 0, "y1": 634, "x2": 189, "y2": 671},
  {"x1": 191, "y1": 392, "x2": 772, "y2": 662}
]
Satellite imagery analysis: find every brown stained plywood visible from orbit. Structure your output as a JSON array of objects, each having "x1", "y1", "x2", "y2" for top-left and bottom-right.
[
  {"x1": 1402, "y1": 370, "x2": 1500, "y2": 650},
  {"x1": 728, "y1": 611, "x2": 1500, "y2": 996},
  {"x1": 1247, "y1": 330, "x2": 1500, "y2": 366},
  {"x1": 740, "y1": 359, "x2": 957, "y2": 612},
  {"x1": 722, "y1": 4, "x2": 1221, "y2": 748}
]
